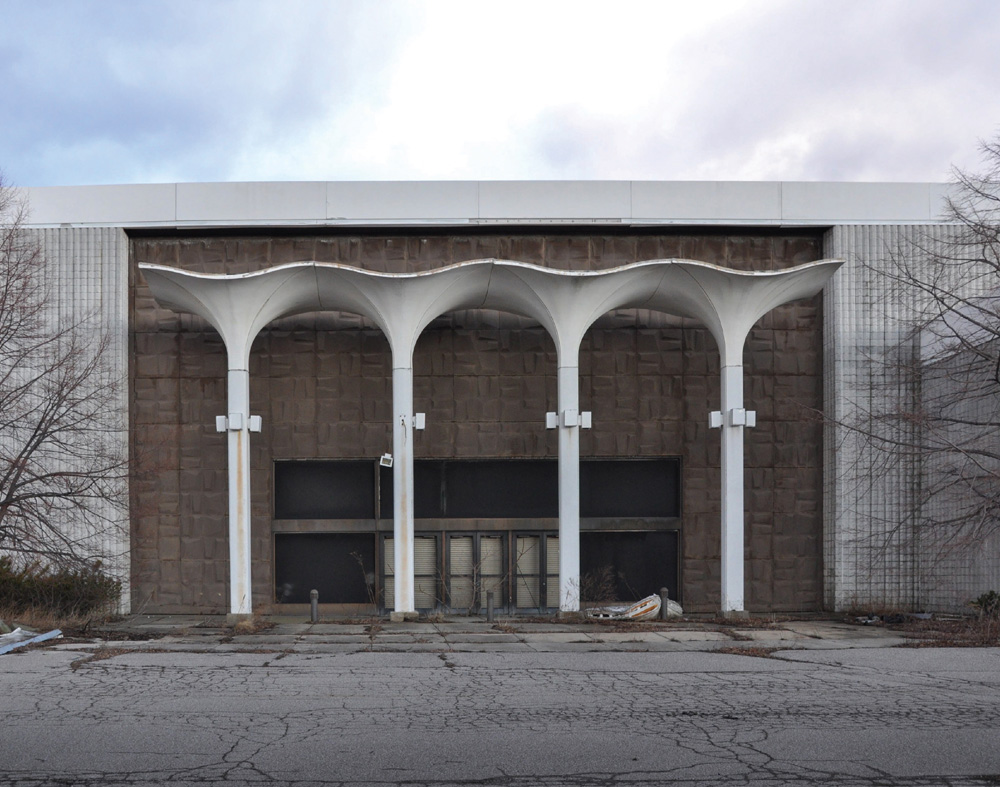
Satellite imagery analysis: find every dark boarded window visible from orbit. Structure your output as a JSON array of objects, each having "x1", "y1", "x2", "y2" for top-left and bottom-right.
[
  {"x1": 274, "y1": 461, "x2": 375, "y2": 520},
  {"x1": 426, "y1": 460, "x2": 558, "y2": 518},
  {"x1": 382, "y1": 460, "x2": 557, "y2": 518},
  {"x1": 580, "y1": 459, "x2": 679, "y2": 518},
  {"x1": 380, "y1": 458, "x2": 679, "y2": 519},
  {"x1": 274, "y1": 533, "x2": 375, "y2": 604},
  {"x1": 284, "y1": 458, "x2": 679, "y2": 520},
  {"x1": 581, "y1": 530, "x2": 679, "y2": 601}
]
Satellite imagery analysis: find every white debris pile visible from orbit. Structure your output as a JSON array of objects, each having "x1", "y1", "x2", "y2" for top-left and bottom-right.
[
  {"x1": 585, "y1": 594, "x2": 683, "y2": 621},
  {"x1": 0, "y1": 622, "x2": 62, "y2": 655}
]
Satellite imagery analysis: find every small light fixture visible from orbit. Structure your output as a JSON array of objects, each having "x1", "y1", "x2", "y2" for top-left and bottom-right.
[{"x1": 380, "y1": 453, "x2": 393, "y2": 468}]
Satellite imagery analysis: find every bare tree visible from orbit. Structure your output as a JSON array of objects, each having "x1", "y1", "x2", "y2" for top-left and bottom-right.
[
  {"x1": 0, "y1": 176, "x2": 127, "y2": 570},
  {"x1": 840, "y1": 138, "x2": 1000, "y2": 603}
]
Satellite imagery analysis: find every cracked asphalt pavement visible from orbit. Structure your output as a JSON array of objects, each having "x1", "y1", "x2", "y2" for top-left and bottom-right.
[{"x1": 2, "y1": 622, "x2": 1000, "y2": 786}]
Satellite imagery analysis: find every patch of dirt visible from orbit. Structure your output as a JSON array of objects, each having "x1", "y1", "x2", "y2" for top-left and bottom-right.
[
  {"x1": 849, "y1": 613, "x2": 1000, "y2": 647},
  {"x1": 715, "y1": 646, "x2": 780, "y2": 658},
  {"x1": 70, "y1": 647, "x2": 169, "y2": 670},
  {"x1": 81, "y1": 629, "x2": 163, "y2": 641},
  {"x1": 893, "y1": 618, "x2": 1000, "y2": 647},
  {"x1": 232, "y1": 617, "x2": 275, "y2": 636},
  {"x1": 705, "y1": 615, "x2": 794, "y2": 629}
]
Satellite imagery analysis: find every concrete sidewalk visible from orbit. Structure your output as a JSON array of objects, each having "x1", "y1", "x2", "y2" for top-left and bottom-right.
[{"x1": 46, "y1": 614, "x2": 912, "y2": 654}]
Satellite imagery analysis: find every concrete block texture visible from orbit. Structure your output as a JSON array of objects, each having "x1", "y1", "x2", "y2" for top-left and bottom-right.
[{"x1": 131, "y1": 231, "x2": 824, "y2": 613}]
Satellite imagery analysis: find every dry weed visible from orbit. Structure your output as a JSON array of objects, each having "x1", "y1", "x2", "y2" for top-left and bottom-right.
[
  {"x1": 0, "y1": 604, "x2": 113, "y2": 636},
  {"x1": 231, "y1": 616, "x2": 275, "y2": 636},
  {"x1": 895, "y1": 615, "x2": 1000, "y2": 648}
]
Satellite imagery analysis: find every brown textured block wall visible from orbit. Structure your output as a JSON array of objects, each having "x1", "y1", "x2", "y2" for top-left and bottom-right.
[{"x1": 130, "y1": 231, "x2": 824, "y2": 613}]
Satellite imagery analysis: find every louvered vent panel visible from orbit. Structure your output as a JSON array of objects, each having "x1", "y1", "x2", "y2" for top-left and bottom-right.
[
  {"x1": 481, "y1": 536, "x2": 504, "y2": 596},
  {"x1": 546, "y1": 535, "x2": 560, "y2": 608},
  {"x1": 450, "y1": 536, "x2": 474, "y2": 575},
  {"x1": 414, "y1": 536, "x2": 438, "y2": 608},
  {"x1": 516, "y1": 536, "x2": 539, "y2": 575},
  {"x1": 481, "y1": 537, "x2": 503, "y2": 575},
  {"x1": 515, "y1": 536, "x2": 540, "y2": 608},
  {"x1": 383, "y1": 538, "x2": 394, "y2": 608}
]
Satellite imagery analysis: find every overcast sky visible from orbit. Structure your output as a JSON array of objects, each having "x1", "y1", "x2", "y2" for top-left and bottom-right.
[{"x1": 2, "y1": 0, "x2": 997, "y2": 187}]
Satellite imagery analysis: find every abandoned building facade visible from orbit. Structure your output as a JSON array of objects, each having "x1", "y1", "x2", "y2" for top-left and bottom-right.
[{"x1": 20, "y1": 180, "x2": 994, "y2": 616}]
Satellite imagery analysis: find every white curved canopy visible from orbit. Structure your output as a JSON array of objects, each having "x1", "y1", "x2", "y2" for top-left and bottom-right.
[{"x1": 140, "y1": 257, "x2": 843, "y2": 366}]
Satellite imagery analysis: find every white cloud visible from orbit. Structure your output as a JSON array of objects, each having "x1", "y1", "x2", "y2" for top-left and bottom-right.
[{"x1": 1, "y1": 0, "x2": 997, "y2": 185}]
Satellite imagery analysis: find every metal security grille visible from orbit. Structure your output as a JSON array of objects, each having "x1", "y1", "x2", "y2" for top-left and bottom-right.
[
  {"x1": 446, "y1": 534, "x2": 506, "y2": 612},
  {"x1": 449, "y1": 536, "x2": 475, "y2": 610},
  {"x1": 481, "y1": 535, "x2": 504, "y2": 602},
  {"x1": 515, "y1": 535, "x2": 539, "y2": 609},
  {"x1": 546, "y1": 535, "x2": 560, "y2": 609},
  {"x1": 514, "y1": 534, "x2": 559, "y2": 610},
  {"x1": 383, "y1": 535, "x2": 440, "y2": 610}
]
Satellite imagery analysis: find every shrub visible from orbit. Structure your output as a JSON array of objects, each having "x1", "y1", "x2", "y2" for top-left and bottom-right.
[
  {"x1": 0, "y1": 557, "x2": 121, "y2": 616},
  {"x1": 580, "y1": 566, "x2": 617, "y2": 603},
  {"x1": 971, "y1": 590, "x2": 1000, "y2": 618}
]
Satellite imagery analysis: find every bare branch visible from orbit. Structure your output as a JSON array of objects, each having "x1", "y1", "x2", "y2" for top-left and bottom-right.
[
  {"x1": 834, "y1": 136, "x2": 1000, "y2": 580},
  {"x1": 0, "y1": 174, "x2": 127, "y2": 571}
]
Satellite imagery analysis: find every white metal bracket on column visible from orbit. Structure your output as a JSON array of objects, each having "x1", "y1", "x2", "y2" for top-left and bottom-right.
[
  {"x1": 398, "y1": 413, "x2": 426, "y2": 430},
  {"x1": 709, "y1": 410, "x2": 756, "y2": 429},
  {"x1": 546, "y1": 411, "x2": 592, "y2": 429},
  {"x1": 216, "y1": 415, "x2": 263, "y2": 432}
]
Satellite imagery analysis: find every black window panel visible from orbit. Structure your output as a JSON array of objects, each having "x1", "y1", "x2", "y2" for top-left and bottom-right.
[
  {"x1": 580, "y1": 459, "x2": 679, "y2": 518},
  {"x1": 274, "y1": 533, "x2": 375, "y2": 604},
  {"x1": 415, "y1": 460, "x2": 446, "y2": 518},
  {"x1": 444, "y1": 460, "x2": 558, "y2": 518},
  {"x1": 377, "y1": 458, "x2": 679, "y2": 520},
  {"x1": 274, "y1": 461, "x2": 375, "y2": 520},
  {"x1": 581, "y1": 531, "x2": 679, "y2": 602},
  {"x1": 379, "y1": 461, "x2": 446, "y2": 518},
  {"x1": 378, "y1": 464, "x2": 393, "y2": 519}
]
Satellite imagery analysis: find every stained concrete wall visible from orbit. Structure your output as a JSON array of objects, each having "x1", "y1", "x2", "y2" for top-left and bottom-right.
[{"x1": 130, "y1": 231, "x2": 823, "y2": 613}]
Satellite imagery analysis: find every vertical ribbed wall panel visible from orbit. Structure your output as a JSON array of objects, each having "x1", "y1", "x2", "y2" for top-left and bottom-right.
[
  {"x1": 17, "y1": 227, "x2": 130, "y2": 610},
  {"x1": 824, "y1": 223, "x2": 992, "y2": 612}
]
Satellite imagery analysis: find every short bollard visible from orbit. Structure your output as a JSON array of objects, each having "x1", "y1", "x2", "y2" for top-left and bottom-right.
[
  {"x1": 486, "y1": 590, "x2": 495, "y2": 622},
  {"x1": 660, "y1": 587, "x2": 670, "y2": 621},
  {"x1": 310, "y1": 589, "x2": 319, "y2": 624}
]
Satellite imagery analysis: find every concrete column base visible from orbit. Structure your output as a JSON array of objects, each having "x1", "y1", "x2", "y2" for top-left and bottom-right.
[
  {"x1": 389, "y1": 611, "x2": 420, "y2": 622},
  {"x1": 720, "y1": 609, "x2": 750, "y2": 619},
  {"x1": 226, "y1": 613, "x2": 253, "y2": 624}
]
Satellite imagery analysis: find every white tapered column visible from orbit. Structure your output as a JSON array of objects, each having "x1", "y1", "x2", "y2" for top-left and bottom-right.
[
  {"x1": 227, "y1": 369, "x2": 252, "y2": 617},
  {"x1": 392, "y1": 365, "x2": 415, "y2": 613},
  {"x1": 557, "y1": 364, "x2": 581, "y2": 612},
  {"x1": 720, "y1": 364, "x2": 745, "y2": 613}
]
